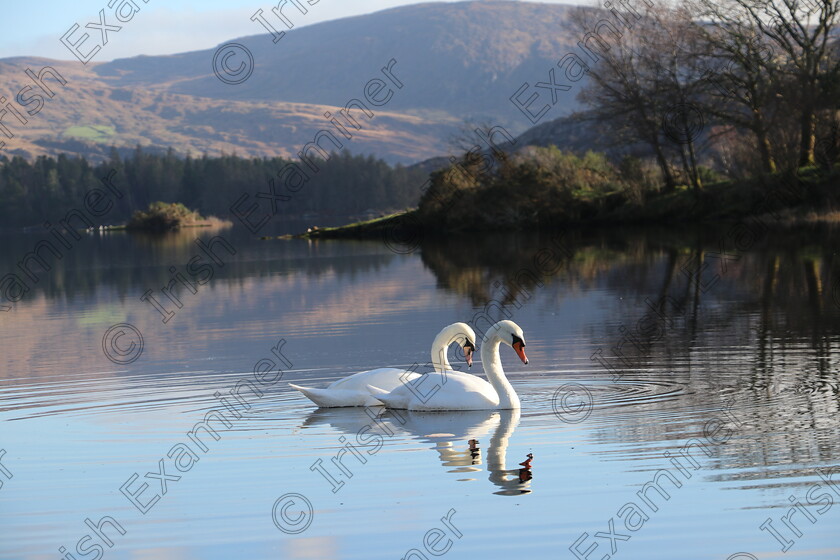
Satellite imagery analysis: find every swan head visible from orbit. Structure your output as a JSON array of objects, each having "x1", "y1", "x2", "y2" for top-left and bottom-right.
[
  {"x1": 486, "y1": 320, "x2": 529, "y2": 365},
  {"x1": 439, "y1": 322, "x2": 477, "y2": 368}
]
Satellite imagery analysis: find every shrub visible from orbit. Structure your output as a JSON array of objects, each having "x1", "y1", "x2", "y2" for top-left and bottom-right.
[{"x1": 126, "y1": 202, "x2": 204, "y2": 232}]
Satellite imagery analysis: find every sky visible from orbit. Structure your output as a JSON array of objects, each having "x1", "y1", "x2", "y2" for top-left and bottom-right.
[{"x1": 1, "y1": 0, "x2": 577, "y2": 62}]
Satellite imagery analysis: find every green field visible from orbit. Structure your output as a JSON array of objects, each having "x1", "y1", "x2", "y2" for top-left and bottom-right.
[{"x1": 62, "y1": 125, "x2": 117, "y2": 143}]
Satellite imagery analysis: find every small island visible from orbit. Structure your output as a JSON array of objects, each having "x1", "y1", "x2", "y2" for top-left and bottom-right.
[{"x1": 126, "y1": 202, "x2": 231, "y2": 232}]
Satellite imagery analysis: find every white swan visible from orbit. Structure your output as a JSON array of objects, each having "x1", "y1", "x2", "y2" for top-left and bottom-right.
[
  {"x1": 368, "y1": 320, "x2": 527, "y2": 411},
  {"x1": 289, "y1": 322, "x2": 477, "y2": 407}
]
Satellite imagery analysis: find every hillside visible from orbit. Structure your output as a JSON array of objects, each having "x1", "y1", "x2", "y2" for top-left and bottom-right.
[
  {"x1": 0, "y1": 1, "x2": 586, "y2": 163},
  {"x1": 0, "y1": 57, "x2": 453, "y2": 163}
]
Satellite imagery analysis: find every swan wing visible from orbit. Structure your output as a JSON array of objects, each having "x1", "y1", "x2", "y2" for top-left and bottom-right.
[
  {"x1": 329, "y1": 368, "x2": 420, "y2": 392},
  {"x1": 292, "y1": 368, "x2": 423, "y2": 407},
  {"x1": 366, "y1": 384, "x2": 412, "y2": 409}
]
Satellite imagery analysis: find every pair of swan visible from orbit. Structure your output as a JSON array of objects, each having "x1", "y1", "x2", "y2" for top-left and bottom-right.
[{"x1": 290, "y1": 320, "x2": 527, "y2": 410}]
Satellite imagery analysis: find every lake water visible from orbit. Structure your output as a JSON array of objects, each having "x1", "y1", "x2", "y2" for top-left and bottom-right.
[{"x1": 1, "y1": 222, "x2": 839, "y2": 560}]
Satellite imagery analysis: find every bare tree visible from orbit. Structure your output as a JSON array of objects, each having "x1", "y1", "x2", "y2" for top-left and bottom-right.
[
  {"x1": 689, "y1": 0, "x2": 783, "y2": 173},
  {"x1": 573, "y1": 5, "x2": 679, "y2": 191},
  {"x1": 648, "y1": 5, "x2": 712, "y2": 191},
  {"x1": 720, "y1": 0, "x2": 840, "y2": 166},
  {"x1": 574, "y1": 4, "x2": 709, "y2": 192}
]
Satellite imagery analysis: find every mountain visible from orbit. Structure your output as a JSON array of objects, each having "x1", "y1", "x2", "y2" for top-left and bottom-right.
[{"x1": 0, "y1": 1, "x2": 587, "y2": 163}]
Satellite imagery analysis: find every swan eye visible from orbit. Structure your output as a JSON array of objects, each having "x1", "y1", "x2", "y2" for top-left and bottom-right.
[
  {"x1": 512, "y1": 334, "x2": 525, "y2": 347},
  {"x1": 463, "y1": 341, "x2": 476, "y2": 352}
]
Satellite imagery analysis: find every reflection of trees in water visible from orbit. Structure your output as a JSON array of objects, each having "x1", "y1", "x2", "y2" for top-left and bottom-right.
[
  {"x1": 420, "y1": 229, "x2": 625, "y2": 307},
  {"x1": 421, "y1": 225, "x2": 840, "y2": 340},
  {"x1": 422, "y1": 226, "x2": 840, "y2": 476}
]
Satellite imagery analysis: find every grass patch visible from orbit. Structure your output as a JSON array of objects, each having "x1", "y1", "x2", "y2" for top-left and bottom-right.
[
  {"x1": 62, "y1": 125, "x2": 116, "y2": 143},
  {"x1": 270, "y1": 211, "x2": 417, "y2": 240}
]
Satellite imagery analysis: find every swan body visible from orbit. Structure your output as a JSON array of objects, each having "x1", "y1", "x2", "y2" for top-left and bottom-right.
[
  {"x1": 290, "y1": 322, "x2": 476, "y2": 407},
  {"x1": 369, "y1": 320, "x2": 527, "y2": 411},
  {"x1": 290, "y1": 369, "x2": 411, "y2": 407},
  {"x1": 367, "y1": 370, "x2": 500, "y2": 410}
]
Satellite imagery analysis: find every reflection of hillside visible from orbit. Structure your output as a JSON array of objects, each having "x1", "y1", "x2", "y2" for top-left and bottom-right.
[{"x1": 0, "y1": 230, "x2": 398, "y2": 306}]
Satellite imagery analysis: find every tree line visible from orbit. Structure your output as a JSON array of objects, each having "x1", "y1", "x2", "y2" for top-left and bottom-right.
[{"x1": 0, "y1": 148, "x2": 428, "y2": 228}]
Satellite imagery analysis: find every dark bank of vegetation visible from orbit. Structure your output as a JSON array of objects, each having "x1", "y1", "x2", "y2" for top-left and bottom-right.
[{"x1": 412, "y1": 148, "x2": 840, "y2": 231}]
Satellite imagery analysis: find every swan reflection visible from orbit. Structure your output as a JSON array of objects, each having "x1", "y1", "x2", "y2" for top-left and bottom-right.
[{"x1": 301, "y1": 407, "x2": 532, "y2": 495}]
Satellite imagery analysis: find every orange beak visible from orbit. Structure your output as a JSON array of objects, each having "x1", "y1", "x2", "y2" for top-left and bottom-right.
[
  {"x1": 463, "y1": 344, "x2": 474, "y2": 367},
  {"x1": 512, "y1": 341, "x2": 528, "y2": 364}
]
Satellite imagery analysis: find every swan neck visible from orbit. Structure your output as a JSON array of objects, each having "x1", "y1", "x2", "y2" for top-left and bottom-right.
[
  {"x1": 480, "y1": 334, "x2": 520, "y2": 409},
  {"x1": 431, "y1": 328, "x2": 453, "y2": 373},
  {"x1": 487, "y1": 409, "x2": 521, "y2": 472},
  {"x1": 486, "y1": 409, "x2": 523, "y2": 494}
]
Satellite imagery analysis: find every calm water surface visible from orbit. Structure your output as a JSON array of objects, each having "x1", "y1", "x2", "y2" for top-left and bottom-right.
[{"x1": 1, "y1": 223, "x2": 839, "y2": 560}]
